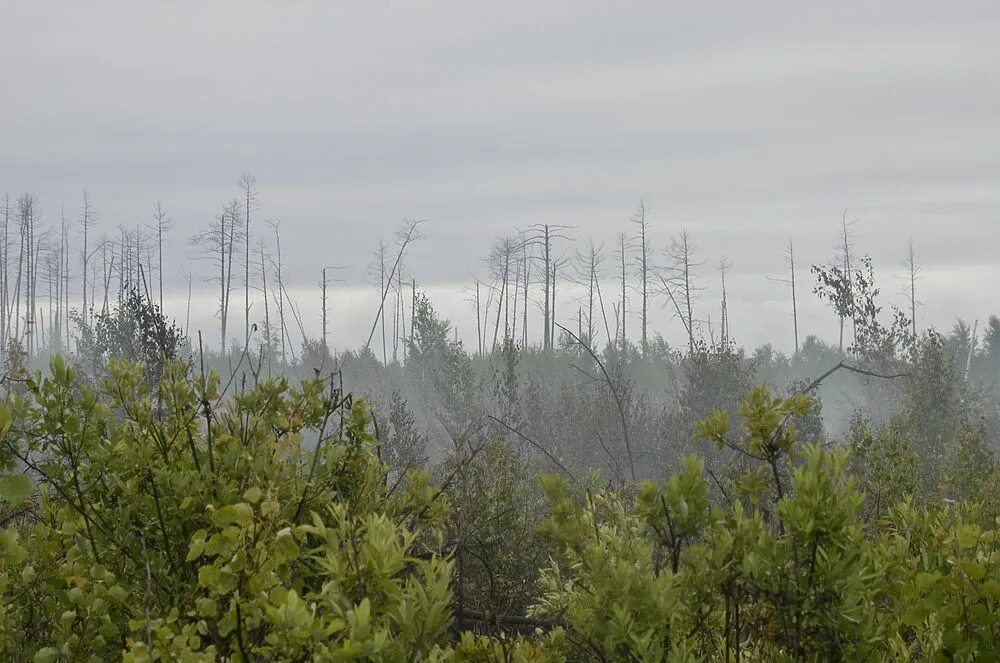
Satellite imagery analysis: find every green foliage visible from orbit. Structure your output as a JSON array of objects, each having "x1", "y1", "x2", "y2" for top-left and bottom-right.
[
  {"x1": 72, "y1": 287, "x2": 186, "y2": 387},
  {"x1": 0, "y1": 357, "x2": 455, "y2": 660},
  {"x1": 4, "y1": 357, "x2": 1000, "y2": 661},
  {"x1": 531, "y1": 383, "x2": 1000, "y2": 661}
]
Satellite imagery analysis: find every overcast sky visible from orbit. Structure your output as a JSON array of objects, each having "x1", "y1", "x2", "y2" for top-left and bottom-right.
[{"x1": 2, "y1": 1, "x2": 999, "y2": 353}]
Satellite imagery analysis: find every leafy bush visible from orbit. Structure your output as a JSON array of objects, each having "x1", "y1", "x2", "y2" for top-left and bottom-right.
[
  {"x1": 4, "y1": 358, "x2": 1000, "y2": 661},
  {"x1": 0, "y1": 358, "x2": 455, "y2": 660}
]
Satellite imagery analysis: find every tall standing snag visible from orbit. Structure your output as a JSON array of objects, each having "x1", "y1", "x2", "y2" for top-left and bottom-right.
[
  {"x1": 364, "y1": 220, "x2": 424, "y2": 356},
  {"x1": 631, "y1": 200, "x2": 652, "y2": 356},
  {"x1": 238, "y1": 174, "x2": 257, "y2": 349}
]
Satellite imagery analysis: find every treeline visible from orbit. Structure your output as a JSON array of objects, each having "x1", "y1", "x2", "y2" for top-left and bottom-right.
[{"x1": 0, "y1": 180, "x2": 946, "y2": 370}]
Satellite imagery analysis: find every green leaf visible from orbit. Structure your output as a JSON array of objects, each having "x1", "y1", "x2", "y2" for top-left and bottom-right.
[
  {"x1": 211, "y1": 503, "x2": 253, "y2": 528},
  {"x1": 0, "y1": 405, "x2": 11, "y2": 440},
  {"x1": 243, "y1": 486, "x2": 262, "y2": 504},
  {"x1": 196, "y1": 597, "x2": 218, "y2": 617},
  {"x1": 33, "y1": 648, "x2": 58, "y2": 663},
  {"x1": 956, "y1": 524, "x2": 981, "y2": 549},
  {"x1": 0, "y1": 474, "x2": 32, "y2": 503}
]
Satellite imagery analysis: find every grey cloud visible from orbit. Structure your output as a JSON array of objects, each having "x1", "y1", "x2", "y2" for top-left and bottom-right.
[{"x1": 1, "y1": 1, "x2": 999, "y2": 351}]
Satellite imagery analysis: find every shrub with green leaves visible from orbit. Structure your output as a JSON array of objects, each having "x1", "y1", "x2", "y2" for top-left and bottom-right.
[
  {"x1": 3, "y1": 359, "x2": 1000, "y2": 661},
  {"x1": 0, "y1": 357, "x2": 457, "y2": 661}
]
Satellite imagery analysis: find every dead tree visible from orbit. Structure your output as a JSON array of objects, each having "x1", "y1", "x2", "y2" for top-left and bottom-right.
[
  {"x1": 257, "y1": 238, "x2": 272, "y2": 350},
  {"x1": 394, "y1": 262, "x2": 406, "y2": 362},
  {"x1": 268, "y1": 220, "x2": 288, "y2": 362},
  {"x1": 182, "y1": 269, "x2": 192, "y2": 339},
  {"x1": 902, "y1": 239, "x2": 921, "y2": 341},
  {"x1": 660, "y1": 230, "x2": 705, "y2": 354},
  {"x1": 190, "y1": 200, "x2": 242, "y2": 353},
  {"x1": 62, "y1": 212, "x2": 70, "y2": 350},
  {"x1": 767, "y1": 238, "x2": 801, "y2": 354},
  {"x1": 475, "y1": 280, "x2": 483, "y2": 356},
  {"x1": 718, "y1": 256, "x2": 731, "y2": 346},
  {"x1": 573, "y1": 239, "x2": 610, "y2": 347},
  {"x1": 364, "y1": 220, "x2": 423, "y2": 357},
  {"x1": 518, "y1": 231, "x2": 532, "y2": 347},
  {"x1": 615, "y1": 231, "x2": 628, "y2": 347},
  {"x1": 1, "y1": 194, "x2": 10, "y2": 350},
  {"x1": 150, "y1": 201, "x2": 172, "y2": 314},
  {"x1": 368, "y1": 239, "x2": 391, "y2": 363},
  {"x1": 100, "y1": 235, "x2": 113, "y2": 317},
  {"x1": 487, "y1": 236, "x2": 517, "y2": 351},
  {"x1": 319, "y1": 266, "x2": 346, "y2": 353},
  {"x1": 16, "y1": 194, "x2": 40, "y2": 354},
  {"x1": 79, "y1": 191, "x2": 96, "y2": 328},
  {"x1": 238, "y1": 174, "x2": 257, "y2": 349},
  {"x1": 522, "y1": 223, "x2": 573, "y2": 350},
  {"x1": 835, "y1": 211, "x2": 857, "y2": 351},
  {"x1": 631, "y1": 200, "x2": 653, "y2": 356}
]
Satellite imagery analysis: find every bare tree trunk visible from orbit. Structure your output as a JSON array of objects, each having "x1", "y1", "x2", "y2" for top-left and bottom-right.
[
  {"x1": 320, "y1": 267, "x2": 329, "y2": 352},
  {"x1": 152, "y1": 201, "x2": 171, "y2": 314},
  {"x1": 396, "y1": 269, "x2": 409, "y2": 363},
  {"x1": 18, "y1": 195, "x2": 38, "y2": 355},
  {"x1": 80, "y1": 191, "x2": 95, "y2": 328},
  {"x1": 101, "y1": 240, "x2": 112, "y2": 317},
  {"x1": 259, "y1": 238, "x2": 271, "y2": 351},
  {"x1": 905, "y1": 239, "x2": 920, "y2": 341},
  {"x1": 369, "y1": 239, "x2": 390, "y2": 363},
  {"x1": 475, "y1": 280, "x2": 482, "y2": 357},
  {"x1": 632, "y1": 200, "x2": 651, "y2": 356},
  {"x1": 965, "y1": 319, "x2": 978, "y2": 382},
  {"x1": 789, "y1": 239, "x2": 799, "y2": 355},
  {"x1": 239, "y1": 174, "x2": 257, "y2": 349},
  {"x1": 63, "y1": 213, "x2": 70, "y2": 350},
  {"x1": 617, "y1": 231, "x2": 628, "y2": 346},
  {"x1": 224, "y1": 201, "x2": 239, "y2": 352},
  {"x1": 521, "y1": 235, "x2": 530, "y2": 347},
  {"x1": 551, "y1": 261, "x2": 558, "y2": 346},
  {"x1": 270, "y1": 221, "x2": 287, "y2": 363},
  {"x1": 183, "y1": 270, "x2": 192, "y2": 339},
  {"x1": 363, "y1": 220, "x2": 423, "y2": 356},
  {"x1": 718, "y1": 256, "x2": 730, "y2": 346},
  {"x1": 0, "y1": 194, "x2": 10, "y2": 350},
  {"x1": 543, "y1": 225, "x2": 550, "y2": 350},
  {"x1": 511, "y1": 251, "x2": 520, "y2": 345},
  {"x1": 12, "y1": 197, "x2": 24, "y2": 345},
  {"x1": 838, "y1": 211, "x2": 855, "y2": 352},
  {"x1": 663, "y1": 230, "x2": 703, "y2": 354}
]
